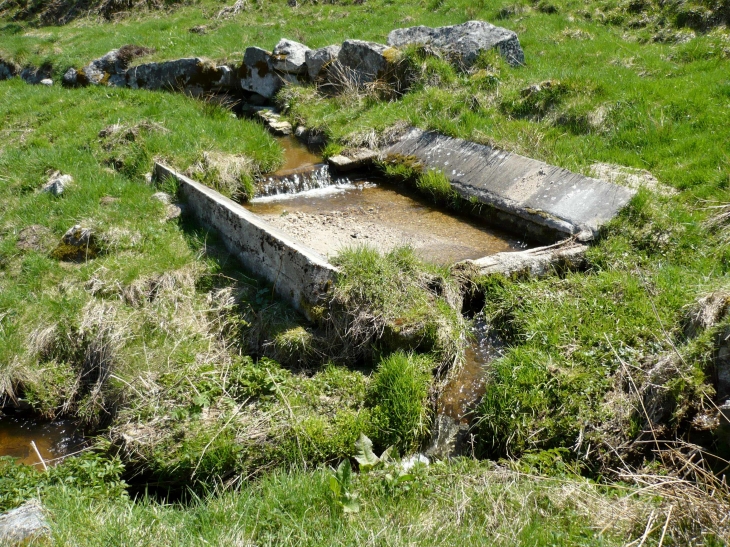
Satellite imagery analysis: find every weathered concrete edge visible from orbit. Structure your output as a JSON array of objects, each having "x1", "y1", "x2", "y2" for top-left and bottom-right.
[
  {"x1": 154, "y1": 163, "x2": 338, "y2": 319},
  {"x1": 457, "y1": 241, "x2": 588, "y2": 278},
  {"x1": 383, "y1": 128, "x2": 636, "y2": 243}
]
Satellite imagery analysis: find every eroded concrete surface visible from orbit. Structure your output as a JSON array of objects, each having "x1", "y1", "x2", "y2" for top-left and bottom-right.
[
  {"x1": 384, "y1": 128, "x2": 636, "y2": 242},
  {"x1": 155, "y1": 163, "x2": 337, "y2": 319}
]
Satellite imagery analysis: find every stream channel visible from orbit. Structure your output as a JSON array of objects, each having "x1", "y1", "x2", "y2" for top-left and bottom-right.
[
  {"x1": 0, "y1": 411, "x2": 85, "y2": 467},
  {"x1": 0, "y1": 136, "x2": 514, "y2": 467},
  {"x1": 252, "y1": 137, "x2": 515, "y2": 455}
]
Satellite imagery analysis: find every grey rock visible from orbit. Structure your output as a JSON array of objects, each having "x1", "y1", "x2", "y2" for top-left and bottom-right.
[
  {"x1": 239, "y1": 47, "x2": 282, "y2": 99},
  {"x1": 337, "y1": 39, "x2": 395, "y2": 85},
  {"x1": 127, "y1": 58, "x2": 227, "y2": 91},
  {"x1": 0, "y1": 60, "x2": 18, "y2": 80},
  {"x1": 62, "y1": 67, "x2": 78, "y2": 86},
  {"x1": 66, "y1": 46, "x2": 154, "y2": 87},
  {"x1": 107, "y1": 73, "x2": 128, "y2": 87},
  {"x1": 215, "y1": 65, "x2": 235, "y2": 88},
  {"x1": 305, "y1": 44, "x2": 341, "y2": 80},
  {"x1": 256, "y1": 110, "x2": 293, "y2": 136},
  {"x1": 328, "y1": 149, "x2": 378, "y2": 172},
  {"x1": 387, "y1": 20, "x2": 525, "y2": 67},
  {"x1": 294, "y1": 125, "x2": 308, "y2": 138},
  {"x1": 151, "y1": 191, "x2": 174, "y2": 205},
  {"x1": 78, "y1": 49, "x2": 124, "y2": 85},
  {"x1": 40, "y1": 78, "x2": 53, "y2": 86},
  {"x1": 272, "y1": 38, "x2": 310, "y2": 74},
  {"x1": 20, "y1": 66, "x2": 52, "y2": 85},
  {"x1": 0, "y1": 500, "x2": 49, "y2": 546},
  {"x1": 152, "y1": 192, "x2": 183, "y2": 220},
  {"x1": 42, "y1": 173, "x2": 73, "y2": 196}
]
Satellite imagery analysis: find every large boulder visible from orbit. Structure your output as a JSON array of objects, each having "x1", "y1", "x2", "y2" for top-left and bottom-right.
[
  {"x1": 239, "y1": 47, "x2": 284, "y2": 99},
  {"x1": 337, "y1": 39, "x2": 398, "y2": 85},
  {"x1": 305, "y1": 45, "x2": 341, "y2": 80},
  {"x1": 272, "y1": 39, "x2": 310, "y2": 74},
  {"x1": 387, "y1": 20, "x2": 525, "y2": 67},
  {"x1": 0, "y1": 500, "x2": 49, "y2": 546},
  {"x1": 127, "y1": 58, "x2": 229, "y2": 92}
]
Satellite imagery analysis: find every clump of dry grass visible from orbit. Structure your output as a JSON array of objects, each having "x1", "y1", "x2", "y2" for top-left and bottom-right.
[
  {"x1": 186, "y1": 151, "x2": 256, "y2": 200},
  {"x1": 684, "y1": 288, "x2": 730, "y2": 337}
]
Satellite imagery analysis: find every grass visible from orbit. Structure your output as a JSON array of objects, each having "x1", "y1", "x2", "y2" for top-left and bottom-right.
[
  {"x1": 366, "y1": 351, "x2": 434, "y2": 452},
  {"x1": 1, "y1": 0, "x2": 730, "y2": 543},
  {"x1": 34, "y1": 459, "x2": 669, "y2": 546}
]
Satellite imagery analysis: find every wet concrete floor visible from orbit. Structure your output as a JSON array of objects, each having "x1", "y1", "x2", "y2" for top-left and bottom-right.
[
  {"x1": 248, "y1": 183, "x2": 525, "y2": 264},
  {"x1": 0, "y1": 415, "x2": 84, "y2": 466}
]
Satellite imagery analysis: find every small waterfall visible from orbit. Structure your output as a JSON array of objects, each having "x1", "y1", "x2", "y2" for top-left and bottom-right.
[{"x1": 256, "y1": 164, "x2": 346, "y2": 197}]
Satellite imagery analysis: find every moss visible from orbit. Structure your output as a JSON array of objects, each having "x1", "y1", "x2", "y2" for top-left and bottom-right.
[
  {"x1": 377, "y1": 153, "x2": 423, "y2": 183},
  {"x1": 382, "y1": 47, "x2": 401, "y2": 64}
]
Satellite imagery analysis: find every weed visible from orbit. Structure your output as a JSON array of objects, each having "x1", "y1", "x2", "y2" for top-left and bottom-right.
[
  {"x1": 328, "y1": 459, "x2": 359, "y2": 513},
  {"x1": 415, "y1": 168, "x2": 457, "y2": 205}
]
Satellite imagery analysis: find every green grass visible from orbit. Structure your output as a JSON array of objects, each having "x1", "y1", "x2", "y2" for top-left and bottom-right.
[
  {"x1": 366, "y1": 351, "x2": 434, "y2": 452},
  {"x1": 1, "y1": 0, "x2": 730, "y2": 543},
  {"x1": 37, "y1": 459, "x2": 660, "y2": 547}
]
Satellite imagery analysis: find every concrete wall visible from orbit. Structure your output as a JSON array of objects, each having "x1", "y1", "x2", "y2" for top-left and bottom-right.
[
  {"x1": 384, "y1": 128, "x2": 636, "y2": 242},
  {"x1": 154, "y1": 163, "x2": 338, "y2": 320}
]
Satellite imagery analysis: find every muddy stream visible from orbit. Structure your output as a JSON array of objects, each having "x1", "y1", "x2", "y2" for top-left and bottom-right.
[{"x1": 0, "y1": 413, "x2": 85, "y2": 467}]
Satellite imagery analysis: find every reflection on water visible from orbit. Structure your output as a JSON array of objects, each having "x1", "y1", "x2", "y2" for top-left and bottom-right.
[{"x1": 0, "y1": 414, "x2": 85, "y2": 466}]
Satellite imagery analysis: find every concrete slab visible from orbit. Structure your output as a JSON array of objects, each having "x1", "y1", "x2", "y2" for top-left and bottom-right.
[
  {"x1": 384, "y1": 128, "x2": 635, "y2": 242},
  {"x1": 327, "y1": 149, "x2": 378, "y2": 173},
  {"x1": 154, "y1": 163, "x2": 338, "y2": 319}
]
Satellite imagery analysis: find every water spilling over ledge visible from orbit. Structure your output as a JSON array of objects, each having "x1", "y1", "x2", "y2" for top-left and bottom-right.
[{"x1": 256, "y1": 164, "x2": 347, "y2": 198}]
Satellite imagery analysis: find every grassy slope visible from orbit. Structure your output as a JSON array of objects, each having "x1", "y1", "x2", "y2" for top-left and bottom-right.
[
  {"x1": 42, "y1": 459, "x2": 655, "y2": 546},
  {"x1": 0, "y1": 0, "x2": 729, "y2": 544}
]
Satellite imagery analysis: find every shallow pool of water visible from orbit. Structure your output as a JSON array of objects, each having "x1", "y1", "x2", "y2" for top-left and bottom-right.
[
  {"x1": 0, "y1": 414, "x2": 85, "y2": 466},
  {"x1": 247, "y1": 182, "x2": 525, "y2": 264},
  {"x1": 274, "y1": 136, "x2": 322, "y2": 175}
]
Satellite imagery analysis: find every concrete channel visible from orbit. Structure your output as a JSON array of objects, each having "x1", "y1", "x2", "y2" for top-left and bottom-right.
[
  {"x1": 155, "y1": 129, "x2": 634, "y2": 316},
  {"x1": 154, "y1": 163, "x2": 338, "y2": 320}
]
